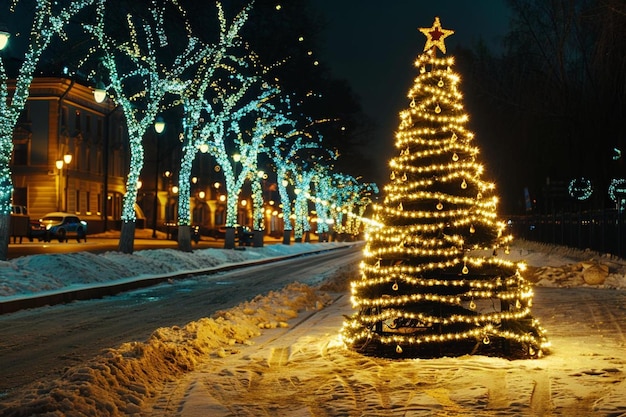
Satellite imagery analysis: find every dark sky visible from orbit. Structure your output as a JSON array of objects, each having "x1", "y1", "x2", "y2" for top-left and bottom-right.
[{"x1": 311, "y1": 1, "x2": 512, "y2": 181}]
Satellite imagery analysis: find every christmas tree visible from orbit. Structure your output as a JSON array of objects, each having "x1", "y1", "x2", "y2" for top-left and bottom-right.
[{"x1": 341, "y1": 17, "x2": 549, "y2": 359}]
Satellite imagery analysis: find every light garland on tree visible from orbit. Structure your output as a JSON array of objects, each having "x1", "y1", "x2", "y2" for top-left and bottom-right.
[
  {"x1": 271, "y1": 129, "x2": 320, "y2": 233},
  {"x1": 292, "y1": 169, "x2": 315, "y2": 240},
  {"x1": 175, "y1": 2, "x2": 252, "y2": 232},
  {"x1": 341, "y1": 17, "x2": 549, "y2": 359},
  {"x1": 81, "y1": 0, "x2": 227, "y2": 252},
  {"x1": 0, "y1": 0, "x2": 95, "y2": 261},
  {"x1": 199, "y1": 78, "x2": 295, "y2": 229}
]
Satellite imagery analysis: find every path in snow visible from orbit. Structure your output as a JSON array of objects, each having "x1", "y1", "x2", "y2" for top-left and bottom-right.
[{"x1": 142, "y1": 287, "x2": 626, "y2": 416}]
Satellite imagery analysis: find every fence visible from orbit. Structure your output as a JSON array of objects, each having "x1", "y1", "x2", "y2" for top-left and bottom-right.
[{"x1": 508, "y1": 209, "x2": 625, "y2": 258}]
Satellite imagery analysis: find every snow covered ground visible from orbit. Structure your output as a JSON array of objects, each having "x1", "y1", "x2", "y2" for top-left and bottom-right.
[{"x1": 1, "y1": 237, "x2": 626, "y2": 416}]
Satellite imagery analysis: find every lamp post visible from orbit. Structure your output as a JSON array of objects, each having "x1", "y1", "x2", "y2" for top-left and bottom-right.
[
  {"x1": 62, "y1": 153, "x2": 72, "y2": 212},
  {"x1": 163, "y1": 170, "x2": 173, "y2": 223},
  {"x1": 93, "y1": 80, "x2": 117, "y2": 232},
  {"x1": 152, "y1": 117, "x2": 165, "y2": 238},
  {"x1": 55, "y1": 159, "x2": 64, "y2": 211}
]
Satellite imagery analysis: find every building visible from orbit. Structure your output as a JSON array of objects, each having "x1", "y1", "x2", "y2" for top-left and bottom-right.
[
  {"x1": 11, "y1": 77, "x2": 255, "y2": 235},
  {"x1": 10, "y1": 77, "x2": 129, "y2": 232}
]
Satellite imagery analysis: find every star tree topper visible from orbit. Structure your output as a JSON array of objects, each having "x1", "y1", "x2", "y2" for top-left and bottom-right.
[{"x1": 419, "y1": 17, "x2": 454, "y2": 54}]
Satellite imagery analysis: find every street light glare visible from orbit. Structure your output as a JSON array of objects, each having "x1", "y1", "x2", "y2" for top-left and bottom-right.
[
  {"x1": 154, "y1": 117, "x2": 165, "y2": 134},
  {"x1": 0, "y1": 30, "x2": 10, "y2": 50}
]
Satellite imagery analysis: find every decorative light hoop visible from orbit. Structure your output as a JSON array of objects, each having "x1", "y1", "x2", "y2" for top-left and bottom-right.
[
  {"x1": 568, "y1": 177, "x2": 593, "y2": 201},
  {"x1": 608, "y1": 178, "x2": 626, "y2": 202}
]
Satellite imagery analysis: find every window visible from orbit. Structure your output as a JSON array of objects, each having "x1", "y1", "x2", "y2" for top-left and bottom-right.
[
  {"x1": 12, "y1": 142, "x2": 28, "y2": 165},
  {"x1": 12, "y1": 187, "x2": 27, "y2": 208},
  {"x1": 97, "y1": 119, "x2": 103, "y2": 141},
  {"x1": 75, "y1": 110, "x2": 81, "y2": 131}
]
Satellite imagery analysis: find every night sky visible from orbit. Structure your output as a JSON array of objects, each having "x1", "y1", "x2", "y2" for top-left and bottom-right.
[{"x1": 311, "y1": 0, "x2": 512, "y2": 183}]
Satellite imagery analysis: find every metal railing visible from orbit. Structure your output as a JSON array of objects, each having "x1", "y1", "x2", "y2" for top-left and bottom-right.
[{"x1": 508, "y1": 209, "x2": 625, "y2": 258}]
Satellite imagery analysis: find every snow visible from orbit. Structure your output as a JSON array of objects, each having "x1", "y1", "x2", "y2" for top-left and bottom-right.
[{"x1": 1, "y1": 236, "x2": 626, "y2": 416}]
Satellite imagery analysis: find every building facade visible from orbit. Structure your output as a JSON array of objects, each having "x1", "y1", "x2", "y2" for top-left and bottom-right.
[{"x1": 10, "y1": 77, "x2": 129, "y2": 232}]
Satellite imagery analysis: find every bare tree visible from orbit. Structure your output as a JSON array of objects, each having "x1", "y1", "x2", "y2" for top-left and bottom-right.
[{"x1": 0, "y1": 0, "x2": 96, "y2": 261}]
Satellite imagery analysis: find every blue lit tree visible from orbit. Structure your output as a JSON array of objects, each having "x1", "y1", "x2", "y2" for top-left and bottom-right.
[
  {"x1": 339, "y1": 178, "x2": 379, "y2": 237},
  {"x1": 312, "y1": 166, "x2": 335, "y2": 240},
  {"x1": 325, "y1": 173, "x2": 358, "y2": 237},
  {"x1": 292, "y1": 168, "x2": 315, "y2": 242},
  {"x1": 270, "y1": 129, "x2": 321, "y2": 244},
  {"x1": 250, "y1": 169, "x2": 267, "y2": 245},
  {"x1": 198, "y1": 79, "x2": 294, "y2": 248},
  {"x1": 291, "y1": 148, "x2": 334, "y2": 242},
  {"x1": 0, "y1": 0, "x2": 96, "y2": 261},
  {"x1": 174, "y1": 2, "x2": 251, "y2": 252},
  {"x1": 83, "y1": 0, "x2": 216, "y2": 253}
]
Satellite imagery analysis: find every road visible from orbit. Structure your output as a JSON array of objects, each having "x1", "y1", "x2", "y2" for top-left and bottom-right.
[
  {"x1": 6, "y1": 236, "x2": 229, "y2": 259},
  {"x1": 0, "y1": 244, "x2": 363, "y2": 396}
]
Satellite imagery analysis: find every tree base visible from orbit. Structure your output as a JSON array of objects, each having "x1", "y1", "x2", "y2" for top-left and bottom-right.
[
  {"x1": 282, "y1": 230, "x2": 291, "y2": 245},
  {"x1": 351, "y1": 336, "x2": 543, "y2": 360}
]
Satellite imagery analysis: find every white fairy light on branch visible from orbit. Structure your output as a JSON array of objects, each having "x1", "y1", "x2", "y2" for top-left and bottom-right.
[{"x1": 0, "y1": 0, "x2": 96, "y2": 261}]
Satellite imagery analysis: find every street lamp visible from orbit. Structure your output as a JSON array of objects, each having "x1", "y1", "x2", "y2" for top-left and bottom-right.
[
  {"x1": 55, "y1": 159, "x2": 64, "y2": 211},
  {"x1": 63, "y1": 153, "x2": 72, "y2": 212},
  {"x1": 152, "y1": 117, "x2": 165, "y2": 238},
  {"x1": 93, "y1": 80, "x2": 106, "y2": 103},
  {"x1": 0, "y1": 28, "x2": 10, "y2": 50}
]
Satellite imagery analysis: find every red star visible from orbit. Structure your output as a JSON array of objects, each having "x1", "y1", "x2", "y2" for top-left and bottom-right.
[{"x1": 419, "y1": 17, "x2": 454, "y2": 54}]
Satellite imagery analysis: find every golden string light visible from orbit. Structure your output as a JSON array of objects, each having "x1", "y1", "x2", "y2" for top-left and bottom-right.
[{"x1": 341, "y1": 17, "x2": 548, "y2": 359}]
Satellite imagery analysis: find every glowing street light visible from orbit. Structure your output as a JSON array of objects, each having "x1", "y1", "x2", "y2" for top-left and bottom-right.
[
  {"x1": 154, "y1": 116, "x2": 165, "y2": 134},
  {"x1": 57, "y1": 153, "x2": 73, "y2": 212},
  {"x1": 152, "y1": 117, "x2": 166, "y2": 238},
  {"x1": 0, "y1": 29, "x2": 10, "y2": 50},
  {"x1": 93, "y1": 80, "x2": 106, "y2": 103}
]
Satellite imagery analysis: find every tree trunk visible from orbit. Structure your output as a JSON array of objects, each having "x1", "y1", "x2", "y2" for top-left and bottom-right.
[
  {"x1": 118, "y1": 221, "x2": 136, "y2": 254},
  {"x1": 253, "y1": 230, "x2": 264, "y2": 247},
  {"x1": 178, "y1": 225, "x2": 192, "y2": 252},
  {"x1": 282, "y1": 229, "x2": 291, "y2": 245},
  {"x1": 0, "y1": 213, "x2": 10, "y2": 261}
]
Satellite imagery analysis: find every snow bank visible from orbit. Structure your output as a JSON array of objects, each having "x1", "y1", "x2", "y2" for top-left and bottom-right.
[
  {"x1": 0, "y1": 242, "x2": 345, "y2": 299},
  {"x1": 0, "y1": 282, "x2": 332, "y2": 416}
]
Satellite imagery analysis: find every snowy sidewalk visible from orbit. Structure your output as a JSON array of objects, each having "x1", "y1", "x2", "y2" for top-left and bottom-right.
[
  {"x1": 140, "y1": 285, "x2": 626, "y2": 417},
  {"x1": 145, "y1": 293, "x2": 350, "y2": 416}
]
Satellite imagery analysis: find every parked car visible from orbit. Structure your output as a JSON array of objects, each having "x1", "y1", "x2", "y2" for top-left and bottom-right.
[
  {"x1": 237, "y1": 225, "x2": 254, "y2": 246},
  {"x1": 207, "y1": 225, "x2": 254, "y2": 245},
  {"x1": 28, "y1": 219, "x2": 48, "y2": 242},
  {"x1": 164, "y1": 224, "x2": 201, "y2": 243},
  {"x1": 39, "y1": 212, "x2": 87, "y2": 242},
  {"x1": 9, "y1": 205, "x2": 30, "y2": 243}
]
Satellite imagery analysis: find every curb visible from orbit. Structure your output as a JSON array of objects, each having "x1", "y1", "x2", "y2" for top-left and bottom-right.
[{"x1": 0, "y1": 244, "x2": 355, "y2": 315}]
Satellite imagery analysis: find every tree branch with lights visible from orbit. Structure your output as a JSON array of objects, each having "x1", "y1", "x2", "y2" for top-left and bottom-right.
[
  {"x1": 174, "y1": 2, "x2": 252, "y2": 252},
  {"x1": 269, "y1": 127, "x2": 321, "y2": 244},
  {"x1": 82, "y1": 0, "x2": 217, "y2": 253},
  {"x1": 0, "y1": 0, "x2": 97, "y2": 261}
]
